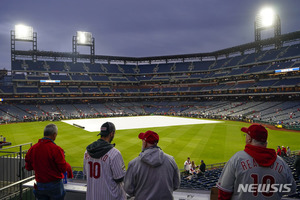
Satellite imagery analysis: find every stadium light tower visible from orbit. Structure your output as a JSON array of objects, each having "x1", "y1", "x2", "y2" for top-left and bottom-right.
[
  {"x1": 255, "y1": 7, "x2": 281, "y2": 50},
  {"x1": 11, "y1": 24, "x2": 37, "y2": 62},
  {"x1": 72, "y1": 31, "x2": 95, "y2": 63}
]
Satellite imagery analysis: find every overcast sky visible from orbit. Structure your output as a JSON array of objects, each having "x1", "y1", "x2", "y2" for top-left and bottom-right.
[{"x1": 0, "y1": 0, "x2": 299, "y2": 70}]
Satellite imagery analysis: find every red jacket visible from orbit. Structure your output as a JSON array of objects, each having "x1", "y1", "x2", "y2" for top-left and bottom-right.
[
  {"x1": 25, "y1": 138, "x2": 73, "y2": 183},
  {"x1": 276, "y1": 148, "x2": 282, "y2": 156},
  {"x1": 282, "y1": 147, "x2": 287, "y2": 153}
]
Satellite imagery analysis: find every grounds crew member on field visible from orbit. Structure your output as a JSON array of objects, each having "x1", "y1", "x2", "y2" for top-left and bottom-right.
[{"x1": 217, "y1": 124, "x2": 296, "y2": 199}]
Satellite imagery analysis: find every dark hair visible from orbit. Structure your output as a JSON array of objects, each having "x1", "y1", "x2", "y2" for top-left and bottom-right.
[{"x1": 44, "y1": 124, "x2": 58, "y2": 136}]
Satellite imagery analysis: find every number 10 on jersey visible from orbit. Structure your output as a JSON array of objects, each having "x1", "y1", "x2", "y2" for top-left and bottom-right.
[{"x1": 88, "y1": 161, "x2": 101, "y2": 179}]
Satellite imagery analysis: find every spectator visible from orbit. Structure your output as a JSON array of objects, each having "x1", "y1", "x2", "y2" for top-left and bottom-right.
[
  {"x1": 199, "y1": 160, "x2": 206, "y2": 174},
  {"x1": 25, "y1": 124, "x2": 73, "y2": 200},
  {"x1": 282, "y1": 146, "x2": 287, "y2": 157},
  {"x1": 276, "y1": 146, "x2": 282, "y2": 156},
  {"x1": 287, "y1": 146, "x2": 291, "y2": 157},
  {"x1": 189, "y1": 160, "x2": 197, "y2": 175},
  {"x1": 295, "y1": 151, "x2": 300, "y2": 181},
  {"x1": 196, "y1": 160, "x2": 206, "y2": 177},
  {"x1": 184, "y1": 157, "x2": 191, "y2": 175},
  {"x1": 217, "y1": 124, "x2": 296, "y2": 199},
  {"x1": 124, "y1": 130, "x2": 180, "y2": 200},
  {"x1": 84, "y1": 122, "x2": 126, "y2": 200}
]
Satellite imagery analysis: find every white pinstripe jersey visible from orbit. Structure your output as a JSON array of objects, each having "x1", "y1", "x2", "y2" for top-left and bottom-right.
[
  {"x1": 217, "y1": 150, "x2": 296, "y2": 200},
  {"x1": 83, "y1": 147, "x2": 126, "y2": 200}
]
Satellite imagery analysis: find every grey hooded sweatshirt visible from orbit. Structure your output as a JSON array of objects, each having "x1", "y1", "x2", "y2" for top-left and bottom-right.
[{"x1": 124, "y1": 146, "x2": 180, "y2": 200}]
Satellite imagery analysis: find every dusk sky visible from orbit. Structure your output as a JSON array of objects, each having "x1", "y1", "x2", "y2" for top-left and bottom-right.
[{"x1": 0, "y1": 0, "x2": 299, "y2": 70}]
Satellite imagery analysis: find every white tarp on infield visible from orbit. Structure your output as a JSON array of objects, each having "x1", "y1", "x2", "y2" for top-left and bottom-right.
[{"x1": 62, "y1": 115, "x2": 223, "y2": 132}]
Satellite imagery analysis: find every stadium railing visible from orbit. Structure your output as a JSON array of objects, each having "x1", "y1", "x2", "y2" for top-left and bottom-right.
[
  {"x1": 206, "y1": 162, "x2": 227, "y2": 170},
  {"x1": 0, "y1": 143, "x2": 34, "y2": 200}
]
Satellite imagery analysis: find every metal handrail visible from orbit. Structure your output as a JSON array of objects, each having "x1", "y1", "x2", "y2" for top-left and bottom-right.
[
  {"x1": 0, "y1": 175, "x2": 35, "y2": 192},
  {"x1": 0, "y1": 143, "x2": 32, "y2": 151}
]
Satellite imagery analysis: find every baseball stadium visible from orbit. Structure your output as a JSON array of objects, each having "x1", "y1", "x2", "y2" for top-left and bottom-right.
[{"x1": 0, "y1": 5, "x2": 300, "y2": 200}]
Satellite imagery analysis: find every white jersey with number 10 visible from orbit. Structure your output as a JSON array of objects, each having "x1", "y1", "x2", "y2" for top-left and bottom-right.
[{"x1": 83, "y1": 148, "x2": 126, "y2": 200}]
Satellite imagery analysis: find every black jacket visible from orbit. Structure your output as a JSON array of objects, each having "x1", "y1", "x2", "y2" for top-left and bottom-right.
[{"x1": 86, "y1": 139, "x2": 114, "y2": 159}]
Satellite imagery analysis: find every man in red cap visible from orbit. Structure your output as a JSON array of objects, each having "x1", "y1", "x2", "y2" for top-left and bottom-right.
[
  {"x1": 124, "y1": 130, "x2": 180, "y2": 200},
  {"x1": 217, "y1": 124, "x2": 296, "y2": 199}
]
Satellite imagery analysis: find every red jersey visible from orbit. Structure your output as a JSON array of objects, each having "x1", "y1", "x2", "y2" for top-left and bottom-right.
[
  {"x1": 276, "y1": 148, "x2": 282, "y2": 156},
  {"x1": 282, "y1": 147, "x2": 287, "y2": 153},
  {"x1": 25, "y1": 138, "x2": 72, "y2": 183}
]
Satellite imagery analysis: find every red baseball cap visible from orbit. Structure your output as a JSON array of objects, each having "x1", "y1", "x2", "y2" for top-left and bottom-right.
[
  {"x1": 241, "y1": 124, "x2": 268, "y2": 142},
  {"x1": 138, "y1": 130, "x2": 159, "y2": 144}
]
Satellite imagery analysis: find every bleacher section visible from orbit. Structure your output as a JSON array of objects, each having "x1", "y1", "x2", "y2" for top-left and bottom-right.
[
  {"x1": 47, "y1": 61, "x2": 66, "y2": 72},
  {"x1": 278, "y1": 44, "x2": 300, "y2": 59},
  {"x1": 1, "y1": 101, "x2": 300, "y2": 126},
  {"x1": 25, "y1": 60, "x2": 47, "y2": 71},
  {"x1": 67, "y1": 63, "x2": 86, "y2": 73},
  {"x1": 193, "y1": 61, "x2": 214, "y2": 71},
  {"x1": 173, "y1": 62, "x2": 191, "y2": 72},
  {"x1": 5, "y1": 41, "x2": 299, "y2": 97},
  {"x1": 179, "y1": 155, "x2": 300, "y2": 198},
  {"x1": 138, "y1": 64, "x2": 157, "y2": 74},
  {"x1": 86, "y1": 63, "x2": 105, "y2": 73},
  {"x1": 102, "y1": 64, "x2": 122, "y2": 74}
]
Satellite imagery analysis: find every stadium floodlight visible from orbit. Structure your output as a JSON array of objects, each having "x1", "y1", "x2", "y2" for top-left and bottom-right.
[
  {"x1": 15, "y1": 24, "x2": 33, "y2": 41},
  {"x1": 257, "y1": 7, "x2": 275, "y2": 29},
  {"x1": 73, "y1": 31, "x2": 95, "y2": 63},
  {"x1": 76, "y1": 31, "x2": 93, "y2": 45},
  {"x1": 260, "y1": 8, "x2": 275, "y2": 27},
  {"x1": 254, "y1": 6, "x2": 281, "y2": 49}
]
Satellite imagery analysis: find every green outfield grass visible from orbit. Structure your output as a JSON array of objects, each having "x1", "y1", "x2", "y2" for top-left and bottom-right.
[{"x1": 1, "y1": 118, "x2": 300, "y2": 169}]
